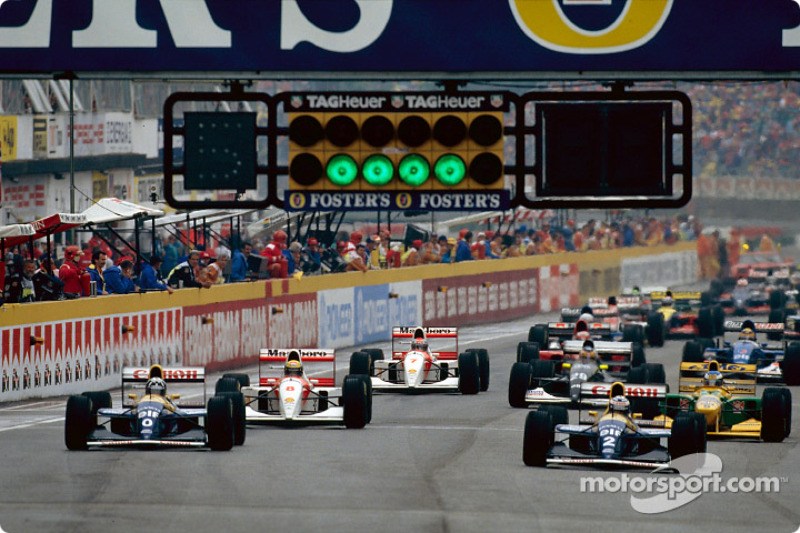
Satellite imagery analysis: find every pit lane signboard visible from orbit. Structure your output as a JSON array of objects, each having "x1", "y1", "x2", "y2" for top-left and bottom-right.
[
  {"x1": 1, "y1": 0, "x2": 799, "y2": 77},
  {"x1": 284, "y1": 191, "x2": 509, "y2": 212}
]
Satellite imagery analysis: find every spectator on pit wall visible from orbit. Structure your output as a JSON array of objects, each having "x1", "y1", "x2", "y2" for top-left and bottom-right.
[{"x1": 105, "y1": 259, "x2": 137, "y2": 295}]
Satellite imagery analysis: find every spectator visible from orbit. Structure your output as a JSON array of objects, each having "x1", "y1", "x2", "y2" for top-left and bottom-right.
[
  {"x1": 261, "y1": 230, "x2": 289, "y2": 278},
  {"x1": 455, "y1": 230, "x2": 474, "y2": 262},
  {"x1": 471, "y1": 232, "x2": 486, "y2": 260},
  {"x1": 86, "y1": 249, "x2": 107, "y2": 295},
  {"x1": 230, "y1": 242, "x2": 254, "y2": 282},
  {"x1": 204, "y1": 253, "x2": 229, "y2": 284},
  {"x1": 301, "y1": 238, "x2": 322, "y2": 274},
  {"x1": 138, "y1": 255, "x2": 173, "y2": 293},
  {"x1": 365, "y1": 236, "x2": 382, "y2": 268},
  {"x1": 105, "y1": 259, "x2": 137, "y2": 294},
  {"x1": 284, "y1": 242, "x2": 303, "y2": 275},
  {"x1": 168, "y1": 250, "x2": 209, "y2": 288},
  {"x1": 59, "y1": 245, "x2": 86, "y2": 298},
  {"x1": 402, "y1": 240, "x2": 421, "y2": 267},
  {"x1": 439, "y1": 236, "x2": 453, "y2": 263},
  {"x1": 340, "y1": 240, "x2": 368, "y2": 272}
]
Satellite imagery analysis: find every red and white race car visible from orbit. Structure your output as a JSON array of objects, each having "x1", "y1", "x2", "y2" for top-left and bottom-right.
[
  {"x1": 239, "y1": 348, "x2": 371, "y2": 428},
  {"x1": 352, "y1": 326, "x2": 489, "y2": 394}
]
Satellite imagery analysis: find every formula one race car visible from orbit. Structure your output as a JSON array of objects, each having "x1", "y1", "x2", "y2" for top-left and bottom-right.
[
  {"x1": 352, "y1": 326, "x2": 488, "y2": 394},
  {"x1": 65, "y1": 364, "x2": 241, "y2": 451},
  {"x1": 717, "y1": 278, "x2": 771, "y2": 316},
  {"x1": 238, "y1": 348, "x2": 371, "y2": 428},
  {"x1": 655, "y1": 360, "x2": 791, "y2": 442},
  {"x1": 523, "y1": 381, "x2": 705, "y2": 469},
  {"x1": 682, "y1": 319, "x2": 800, "y2": 385},
  {"x1": 509, "y1": 339, "x2": 661, "y2": 409},
  {"x1": 643, "y1": 290, "x2": 721, "y2": 346}
]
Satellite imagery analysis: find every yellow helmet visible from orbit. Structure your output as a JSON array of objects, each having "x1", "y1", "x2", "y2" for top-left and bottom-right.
[
  {"x1": 285, "y1": 359, "x2": 303, "y2": 376},
  {"x1": 739, "y1": 328, "x2": 756, "y2": 341}
]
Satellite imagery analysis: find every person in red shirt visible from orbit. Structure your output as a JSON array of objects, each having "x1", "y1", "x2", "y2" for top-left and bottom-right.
[
  {"x1": 260, "y1": 230, "x2": 289, "y2": 278},
  {"x1": 59, "y1": 245, "x2": 86, "y2": 298}
]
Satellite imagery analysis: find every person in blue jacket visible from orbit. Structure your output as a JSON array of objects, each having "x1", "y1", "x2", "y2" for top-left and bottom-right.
[
  {"x1": 86, "y1": 249, "x2": 107, "y2": 295},
  {"x1": 455, "y1": 230, "x2": 474, "y2": 262},
  {"x1": 138, "y1": 256, "x2": 173, "y2": 293},
  {"x1": 105, "y1": 259, "x2": 137, "y2": 294},
  {"x1": 230, "y1": 242, "x2": 253, "y2": 282}
]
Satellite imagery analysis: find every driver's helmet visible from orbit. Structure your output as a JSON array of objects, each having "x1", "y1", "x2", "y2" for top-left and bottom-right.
[
  {"x1": 575, "y1": 331, "x2": 591, "y2": 342},
  {"x1": 145, "y1": 377, "x2": 167, "y2": 396},
  {"x1": 579, "y1": 345, "x2": 598, "y2": 360},
  {"x1": 284, "y1": 359, "x2": 303, "y2": 377},
  {"x1": 661, "y1": 295, "x2": 674, "y2": 307},
  {"x1": 739, "y1": 328, "x2": 756, "y2": 341},
  {"x1": 411, "y1": 340, "x2": 429, "y2": 352},
  {"x1": 610, "y1": 395, "x2": 630, "y2": 414},
  {"x1": 736, "y1": 278, "x2": 749, "y2": 288},
  {"x1": 578, "y1": 312, "x2": 594, "y2": 323},
  {"x1": 703, "y1": 370, "x2": 723, "y2": 387}
]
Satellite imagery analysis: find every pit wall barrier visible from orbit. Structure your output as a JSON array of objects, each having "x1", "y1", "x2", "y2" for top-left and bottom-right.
[{"x1": 0, "y1": 242, "x2": 694, "y2": 401}]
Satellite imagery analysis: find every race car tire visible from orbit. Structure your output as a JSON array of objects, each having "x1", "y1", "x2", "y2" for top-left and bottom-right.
[
  {"x1": 539, "y1": 405, "x2": 568, "y2": 427},
  {"x1": 762, "y1": 388, "x2": 789, "y2": 442},
  {"x1": 222, "y1": 373, "x2": 250, "y2": 388},
  {"x1": 466, "y1": 349, "x2": 490, "y2": 392},
  {"x1": 642, "y1": 363, "x2": 666, "y2": 384},
  {"x1": 697, "y1": 307, "x2": 714, "y2": 339},
  {"x1": 710, "y1": 279, "x2": 724, "y2": 299},
  {"x1": 65, "y1": 395, "x2": 94, "y2": 451},
  {"x1": 359, "y1": 374, "x2": 373, "y2": 424},
  {"x1": 682, "y1": 341, "x2": 705, "y2": 363},
  {"x1": 780, "y1": 388, "x2": 792, "y2": 438},
  {"x1": 217, "y1": 391, "x2": 246, "y2": 446},
  {"x1": 206, "y1": 396, "x2": 235, "y2": 451},
  {"x1": 770, "y1": 289, "x2": 787, "y2": 310},
  {"x1": 458, "y1": 352, "x2": 481, "y2": 395},
  {"x1": 669, "y1": 413, "x2": 702, "y2": 459},
  {"x1": 517, "y1": 342, "x2": 540, "y2": 364},
  {"x1": 349, "y1": 351, "x2": 372, "y2": 376},
  {"x1": 782, "y1": 342, "x2": 800, "y2": 386},
  {"x1": 767, "y1": 309, "x2": 787, "y2": 341},
  {"x1": 81, "y1": 391, "x2": 112, "y2": 415},
  {"x1": 699, "y1": 337, "x2": 716, "y2": 351},
  {"x1": 646, "y1": 312, "x2": 665, "y2": 347},
  {"x1": 215, "y1": 377, "x2": 241, "y2": 394},
  {"x1": 700, "y1": 291, "x2": 712, "y2": 307},
  {"x1": 712, "y1": 305, "x2": 725, "y2": 337},
  {"x1": 363, "y1": 348, "x2": 384, "y2": 363},
  {"x1": 523, "y1": 409, "x2": 554, "y2": 467},
  {"x1": 528, "y1": 325, "x2": 549, "y2": 346},
  {"x1": 508, "y1": 362, "x2": 533, "y2": 408},
  {"x1": 690, "y1": 412, "x2": 707, "y2": 453},
  {"x1": 531, "y1": 359, "x2": 554, "y2": 381},
  {"x1": 626, "y1": 365, "x2": 647, "y2": 384},
  {"x1": 622, "y1": 324, "x2": 644, "y2": 344},
  {"x1": 343, "y1": 375, "x2": 369, "y2": 429},
  {"x1": 631, "y1": 343, "x2": 646, "y2": 367}
]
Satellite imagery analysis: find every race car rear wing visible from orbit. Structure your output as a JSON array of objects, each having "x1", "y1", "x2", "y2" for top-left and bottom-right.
[
  {"x1": 650, "y1": 291, "x2": 702, "y2": 301},
  {"x1": 723, "y1": 320, "x2": 784, "y2": 334},
  {"x1": 121, "y1": 366, "x2": 206, "y2": 408},
  {"x1": 391, "y1": 326, "x2": 458, "y2": 360},
  {"x1": 678, "y1": 361, "x2": 757, "y2": 395},
  {"x1": 547, "y1": 322, "x2": 612, "y2": 339},
  {"x1": 258, "y1": 348, "x2": 336, "y2": 387},
  {"x1": 579, "y1": 382, "x2": 668, "y2": 403},
  {"x1": 562, "y1": 340, "x2": 633, "y2": 354}
]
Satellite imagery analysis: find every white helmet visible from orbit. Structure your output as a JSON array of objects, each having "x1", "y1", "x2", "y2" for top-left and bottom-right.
[
  {"x1": 610, "y1": 395, "x2": 629, "y2": 414},
  {"x1": 145, "y1": 377, "x2": 167, "y2": 396}
]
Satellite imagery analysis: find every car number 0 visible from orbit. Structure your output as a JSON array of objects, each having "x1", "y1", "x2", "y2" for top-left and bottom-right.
[{"x1": 142, "y1": 418, "x2": 153, "y2": 427}]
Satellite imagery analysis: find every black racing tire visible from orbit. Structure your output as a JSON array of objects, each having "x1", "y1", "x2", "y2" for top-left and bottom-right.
[
  {"x1": 762, "y1": 388, "x2": 788, "y2": 442},
  {"x1": 359, "y1": 374, "x2": 373, "y2": 424},
  {"x1": 539, "y1": 405, "x2": 568, "y2": 427},
  {"x1": 517, "y1": 342, "x2": 540, "y2": 364},
  {"x1": 458, "y1": 352, "x2": 480, "y2": 395},
  {"x1": 508, "y1": 362, "x2": 533, "y2": 408},
  {"x1": 627, "y1": 365, "x2": 648, "y2": 384},
  {"x1": 700, "y1": 291, "x2": 713, "y2": 307},
  {"x1": 65, "y1": 395, "x2": 94, "y2": 451},
  {"x1": 697, "y1": 307, "x2": 714, "y2": 339},
  {"x1": 81, "y1": 391, "x2": 112, "y2": 415},
  {"x1": 466, "y1": 349, "x2": 490, "y2": 392},
  {"x1": 349, "y1": 351, "x2": 372, "y2": 376},
  {"x1": 206, "y1": 396, "x2": 234, "y2": 451},
  {"x1": 770, "y1": 289, "x2": 787, "y2": 310},
  {"x1": 780, "y1": 388, "x2": 792, "y2": 438},
  {"x1": 767, "y1": 309, "x2": 787, "y2": 341},
  {"x1": 622, "y1": 324, "x2": 644, "y2": 344},
  {"x1": 217, "y1": 391, "x2": 246, "y2": 446},
  {"x1": 689, "y1": 412, "x2": 707, "y2": 453},
  {"x1": 682, "y1": 341, "x2": 705, "y2": 363},
  {"x1": 783, "y1": 343, "x2": 800, "y2": 386},
  {"x1": 646, "y1": 312, "x2": 665, "y2": 347},
  {"x1": 222, "y1": 373, "x2": 250, "y2": 388},
  {"x1": 528, "y1": 324, "x2": 549, "y2": 346},
  {"x1": 642, "y1": 363, "x2": 666, "y2": 384},
  {"x1": 631, "y1": 343, "x2": 646, "y2": 367},
  {"x1": 523, "y1": 409, "x2": 554, "y2": 467},
  {"x1": 712, "y1": 305, "x2": 725, "y2": 337},
  {"x1": 363, "y1": 348, "x2": 384, "y2": 362},
  {"x1": 215, "y1": 377, "x2": 241, "y2": 394},
  {"x1": 531, "y1": 359, "x2": 554, "y2": 379},
  {"x1": 710, "y1": 279, "x2": 724, "y2": 299},
  {"x1": 669, "y1": 413, "x2": 700, "y2": 459},
  {"x1": 343, "y1": 374, "x2": 369, "y2": 429}
]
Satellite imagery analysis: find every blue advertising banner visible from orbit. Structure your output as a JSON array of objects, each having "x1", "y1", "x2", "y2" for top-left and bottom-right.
[
  {"x1": 354, "y1": 282, "x2": 421, "y2": 345},
  {"x1": 1, "y1": 0, "x2": 799, "y2": 76}
]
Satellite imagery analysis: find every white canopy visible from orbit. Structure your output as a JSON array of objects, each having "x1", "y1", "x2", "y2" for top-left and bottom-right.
[
  {"x1": 0, "y1": 224, "x2": 36, "y2": 239},
  {"x1": 81, "y1": 198, "x2": 165, "y2": 225}
]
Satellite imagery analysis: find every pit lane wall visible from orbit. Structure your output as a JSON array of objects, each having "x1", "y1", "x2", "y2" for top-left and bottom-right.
[{"x1": 0, "y1": 243, "x2": 695, "y2": 401}]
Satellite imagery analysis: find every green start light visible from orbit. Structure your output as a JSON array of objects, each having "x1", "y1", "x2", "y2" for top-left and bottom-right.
[
  {"x1": 326, "y1": 154, "x2": 358, "y2": 186},
  {"x1": 434, "y1": 154, "x2": 466, "y2": 186},
  {"x1": 398, "y1": 154, "x2": 430, "y2": 186},
  {"x1": 362, "y1": 154, "x2": 394, "y2": 186}
]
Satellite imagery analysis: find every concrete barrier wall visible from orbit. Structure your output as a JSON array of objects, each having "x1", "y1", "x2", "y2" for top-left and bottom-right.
[{"x1": 0, "y1": 242, "x2": 694, "y2": 401}]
